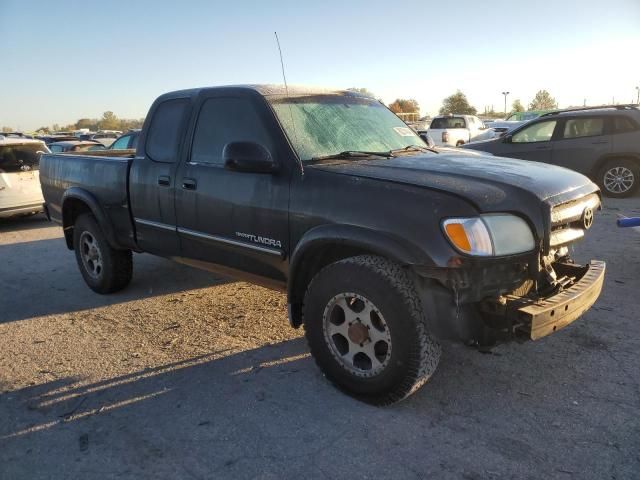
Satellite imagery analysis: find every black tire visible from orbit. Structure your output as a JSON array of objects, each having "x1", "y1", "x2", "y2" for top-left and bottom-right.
[
  {"x1": 73, "y1": 213, "x2": 132, "y2": 294},
  {"x1": 303, "y1": 255, "x2": 441, "y2": 405},
  {"x1": 597, "y1": 159, "x2": 639, "y2": 198}
]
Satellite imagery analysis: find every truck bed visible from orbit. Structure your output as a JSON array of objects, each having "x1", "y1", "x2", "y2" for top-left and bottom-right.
[{"x1": 39, "y1": 152, "x2": 135, "y2": 247}]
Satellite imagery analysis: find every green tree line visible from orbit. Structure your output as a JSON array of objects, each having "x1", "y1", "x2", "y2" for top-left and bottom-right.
[{"x1": 33, "y1": 111, "x2": 145, "y2": 134}]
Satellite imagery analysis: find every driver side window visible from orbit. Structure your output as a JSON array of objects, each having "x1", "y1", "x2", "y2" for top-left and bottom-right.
[{"x1": 512, "y1": 120, "x2": 557, "y2": 143}]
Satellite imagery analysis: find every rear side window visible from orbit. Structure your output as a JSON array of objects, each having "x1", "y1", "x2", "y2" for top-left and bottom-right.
[
  {"x1": 146, "y1": 98, "x2": 189, "y2": 162},
  {"x1": 190, "y1": 97, "x2": 271, "y2": 166},
  {"x1": 562, "y1": 118, "x2": 604, "y2": 139},
  {"x1": 0, "y1": 144, "x2": 46, "y2": 172},
  {"x1": 430, "y1": 117, "x2": 467, "y2": 129},
  {"x1": 613, "y1": 116, "x2": 636, "y2": 133}
]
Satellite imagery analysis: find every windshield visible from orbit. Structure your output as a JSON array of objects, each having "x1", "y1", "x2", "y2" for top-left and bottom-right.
[
  {"x1": 269, "y1": 95, "x2": 425, "y2": 161},
  {"x1": 0, "y1": 143, "x2": 48, "y2": 172}
]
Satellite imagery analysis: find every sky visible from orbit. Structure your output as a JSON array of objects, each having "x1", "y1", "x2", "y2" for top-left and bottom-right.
[{"x1": 1, "y1": 0, "x2": 639, "y2": 131}]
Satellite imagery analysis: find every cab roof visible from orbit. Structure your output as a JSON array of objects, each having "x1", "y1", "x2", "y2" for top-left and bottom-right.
[{"x1": 158, "y1": 84, "x2": 367, "y2": 100}]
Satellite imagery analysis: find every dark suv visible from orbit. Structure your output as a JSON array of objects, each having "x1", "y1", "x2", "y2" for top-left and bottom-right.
[{"x1": 462, "y1": 105, "x2": 640, "y2": 197}]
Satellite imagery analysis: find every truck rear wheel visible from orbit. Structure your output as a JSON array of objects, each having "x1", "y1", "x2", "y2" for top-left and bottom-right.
[
  {"x1": 303, "y1": 255, "x2": 440, "y2": 405},
  {"x1": 73, "y1": 213, "x2": 132, "y2": 294}
]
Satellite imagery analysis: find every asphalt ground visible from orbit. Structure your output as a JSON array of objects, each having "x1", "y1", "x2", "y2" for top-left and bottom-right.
[{"x1": 0, "y1": 197, "x2": 639, "y2": 479}]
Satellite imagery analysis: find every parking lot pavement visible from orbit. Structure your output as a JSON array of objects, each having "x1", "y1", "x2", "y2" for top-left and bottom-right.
[{"x1": 1, "y1": 199, "x2": 639, "y2": 480}]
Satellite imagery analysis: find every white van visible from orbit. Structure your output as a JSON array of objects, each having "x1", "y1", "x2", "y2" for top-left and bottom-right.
[{"x1": 0, "y1": 137, "x2": 48, "y2": 218}]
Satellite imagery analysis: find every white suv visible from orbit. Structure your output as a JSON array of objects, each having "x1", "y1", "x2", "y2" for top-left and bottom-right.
[
  {"x1": 426, "y1": 114, "x2": 496, "y2": 146},
  {"x1": 0, "y1": 137, "x2": 48, "y2": 218}
]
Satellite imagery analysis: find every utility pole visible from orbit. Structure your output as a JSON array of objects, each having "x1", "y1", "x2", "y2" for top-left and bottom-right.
[
  {"x1": 636, "y1": 86, "x2": 639, "y2": 105},
  {"x1": 501, "y1": 91, "x2": 510, "y2": 114}
]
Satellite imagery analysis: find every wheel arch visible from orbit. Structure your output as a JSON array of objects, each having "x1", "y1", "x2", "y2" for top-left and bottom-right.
[
  {"x1": 61, "y1": 188, "x2": 119, "y2": 250},
  {"x1": 589, "y1": 152, "x2": 640, "y2": 180},
  {"x1": 287, "y1": 224, "x2": 429, "y2": 328}
]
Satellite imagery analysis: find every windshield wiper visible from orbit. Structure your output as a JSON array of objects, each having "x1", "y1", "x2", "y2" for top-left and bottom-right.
[
  {"x1": 310, "y1": 150, "x2": 395, "y2": 163},
  {"x1": 389, "y1": 145, "x2": 439, "y2": 155}
]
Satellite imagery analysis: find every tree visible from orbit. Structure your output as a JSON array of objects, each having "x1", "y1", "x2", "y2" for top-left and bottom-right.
[
  {"x1": 388, "y1": 98, "x2": 420, "y2": 113},
  {"x1": 439, "y1": 91, "x2": 477, "y2": 115},
  {"x1": 347, "y1": 87, "x2": 376, "y2": 98},
  {"x1": 529, "y1": 90, "x2": 558, "y2": 110},
  {"x1": 511, "y1": 99, "x2": 524, "y2": 112},
  {"x1": 2, "y1": 126, "x2": 13, "y2": 133},
  {"x1": 98, "y1": 111, "x2": 120, "y2": 130},
  {"x1": 76, "y1": 118, "x2": 97, "y2": 130}
]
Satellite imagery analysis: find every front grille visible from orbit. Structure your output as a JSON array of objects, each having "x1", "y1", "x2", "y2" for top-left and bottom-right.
[{"x1": 549, "y1": 193, "x2": 600, "y2": 248}]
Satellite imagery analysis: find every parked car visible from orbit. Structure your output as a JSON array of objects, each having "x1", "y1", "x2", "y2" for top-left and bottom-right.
[
  {"x1": 40, "y1": 85, "x2": 605, "y2": 405},
  {"x1": 462, "y1": 105, "x2": 640, "y2": 197},
  {"x1": 36, "y1": 134, "x2": 78, "y2": 145},
  {"x1": 108, "y1": 130, "x2": 140, "y2": 150},
  {"x1": 487, "y1": 120, "x2": 525, "y2": 137},
  {"x1": 417, "y1": 132, "x2": 491, "y2": 156},
  {"x1": 49, "y1": 140, "x2": 106, "y2": 153},
  {"x1": 0, "y1": 132, "x2": 33, "y2": 139},
  {"x1": 426, "y1": 114, "x2": 495, "y2": 146},
  {"x1": 505, "y1": 110, "x2": 555, "y2": 122},
  {"x1": 90, "y1": 132, "x2": 120, "y2": 147},
  {"x1": 0, "y1": 137, "x2": 48, "y2": 218}
]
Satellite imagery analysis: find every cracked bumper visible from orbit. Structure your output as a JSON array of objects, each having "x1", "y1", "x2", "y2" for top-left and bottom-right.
[
  {"x1": 520, "y1": 260, "x2": 606, "y2": 340},
  {"x1": 482, "y1": 260, "x2": 606, "y2": 341}
]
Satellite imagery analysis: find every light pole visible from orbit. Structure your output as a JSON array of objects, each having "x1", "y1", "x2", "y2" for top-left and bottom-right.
[
  {"x1": 636, "y1": 86, "x2": 639, "y2": 105},
  {"x1": 501, "y1": 91, "x2": 510, "y2": 115}
]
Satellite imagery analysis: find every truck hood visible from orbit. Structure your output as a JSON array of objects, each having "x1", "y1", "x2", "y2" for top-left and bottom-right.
[{"x1": 310, "y1": 153, "x2": 598, "y2": 211}]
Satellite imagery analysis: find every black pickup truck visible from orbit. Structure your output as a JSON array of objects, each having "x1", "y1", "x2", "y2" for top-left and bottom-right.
[{"x1": 40, "y1": 85, "x2": 605, "y2": 405}]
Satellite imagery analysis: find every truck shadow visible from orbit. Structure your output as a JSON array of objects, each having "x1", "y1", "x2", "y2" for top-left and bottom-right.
[
  {"x1": 1, "y1": 328, "x2": 635, "y2": 478},
  {"x1": 0, "y1": 337, "x2": 455, "y2": 475},
  {"x1": 0, "y1": 234, "x2": 231, "y2": 324}
]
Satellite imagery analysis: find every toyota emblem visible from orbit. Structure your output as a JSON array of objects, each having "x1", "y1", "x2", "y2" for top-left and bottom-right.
[{"x1": 582, "y1": 207, "x2": 594, "y2": 229}]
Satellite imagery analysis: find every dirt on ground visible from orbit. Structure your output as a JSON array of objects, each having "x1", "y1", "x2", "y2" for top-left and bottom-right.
[{"x1": 0, "y1": 198, "x2": 639, "y2": 479}]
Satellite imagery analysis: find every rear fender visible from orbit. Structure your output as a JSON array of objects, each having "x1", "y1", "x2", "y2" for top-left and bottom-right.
[{"x1": 61, "y1": 188, "x2": 119, "y2": 250}]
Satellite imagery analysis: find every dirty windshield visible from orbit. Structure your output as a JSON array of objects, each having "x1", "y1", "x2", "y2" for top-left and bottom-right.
[
  {"x1": 0, "y1": 143, "x2": 47, "y2": 173},
  {"x1": 269, "y1": 94, "x2": 425, "y2": 162}
]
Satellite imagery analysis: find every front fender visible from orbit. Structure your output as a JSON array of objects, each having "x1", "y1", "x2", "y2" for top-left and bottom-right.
[{"x1": 288, "y1": 223, "x2": 433, "y2": 302}]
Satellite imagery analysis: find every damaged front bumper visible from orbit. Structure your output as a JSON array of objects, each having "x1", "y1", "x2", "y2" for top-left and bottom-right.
[{"x1": 481, "y1": 260, "x2": 606, "y2": 341}]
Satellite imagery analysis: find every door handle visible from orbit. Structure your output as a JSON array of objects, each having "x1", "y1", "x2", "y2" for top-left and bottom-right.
[
  {"x1": 591, "y1": 141, "x2": 608, "y2": 145},
  {"x1": 158, "y1": 175, "x2": 170, "y2": 186},
  {"x1": 535, "y1": 146, "x2": 550, "y2": 150},
  {"x1": 182, "y1": 178, "x2": 197, "y2": 190}
]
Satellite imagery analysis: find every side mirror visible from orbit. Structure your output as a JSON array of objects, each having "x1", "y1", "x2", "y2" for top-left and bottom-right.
[
  {"x1": 223, "y1": 141, "x2": 278, "y2": 173},
  {"x1": 503, "y1": 134, "x2": 513, "y2": 143}
]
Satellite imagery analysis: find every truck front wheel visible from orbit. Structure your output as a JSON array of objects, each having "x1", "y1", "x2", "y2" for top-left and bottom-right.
[
  {"x1": 303, "y1": 255, "x2": 440, "y2": 405},
  {"x1": 73, "y1": 213, "x2": 133, "y2": 294}
]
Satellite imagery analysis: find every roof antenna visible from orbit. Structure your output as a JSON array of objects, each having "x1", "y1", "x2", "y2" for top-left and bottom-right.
[{"x1": 274, "y1": 31, "x2": 303, "y2": 175}]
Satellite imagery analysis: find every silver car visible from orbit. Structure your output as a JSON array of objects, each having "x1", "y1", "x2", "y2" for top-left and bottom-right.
[{"x1": 0, "y1": 137, "x2": 48, "y2": 218}]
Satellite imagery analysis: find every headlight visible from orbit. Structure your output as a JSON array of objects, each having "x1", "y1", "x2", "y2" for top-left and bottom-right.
[{"x1": 442, "y1": 214, "x2": 535, "y2": 256}]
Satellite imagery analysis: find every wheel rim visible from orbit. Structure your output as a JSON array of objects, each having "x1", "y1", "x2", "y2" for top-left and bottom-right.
[
  {"x1": 322, "y1": 293, "x2": 392, "y2": 377},
  {"x1": 79, "y1": 231, "x2": 103, "y2": 279},
  {"x1": 603, "y1": 166, "x2": 635, "y2": 194}
]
